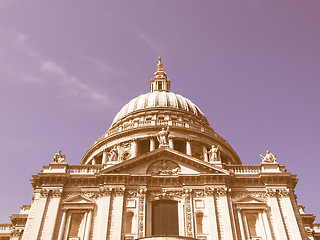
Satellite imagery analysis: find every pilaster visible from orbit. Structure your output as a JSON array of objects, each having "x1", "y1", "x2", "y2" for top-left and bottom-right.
[
  {"x1": 267, "y1": 189, "x2": 288, "y2": 240},
  {"x1": 22, "y1": 189, "x2": 49, "y2": 240},
  {"x1": 205, "y1": 188, "x2": 219, "y2": 240},
  {"x1": 279, "y1": 189, "x2": 303, "y2": 240},
  {"x1": 112, "y1": 187, "x2": 125, "y2": 239},
  {"x1": 95, "y1": 187, "x2": 112, "y2": 240},
  {"x1": 41, "y1": 188, "x2": 63, "y2": 240},
  {"x1": 216, "y1": 188, "x2": 233, "y2": 240}
]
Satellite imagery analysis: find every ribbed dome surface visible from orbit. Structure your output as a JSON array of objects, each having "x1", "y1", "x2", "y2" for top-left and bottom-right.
[{"x1": 112, "y1": 91, "x2": 208, "y2": 126}]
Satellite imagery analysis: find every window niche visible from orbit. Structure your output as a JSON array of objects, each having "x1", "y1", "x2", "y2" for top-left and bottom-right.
[
  {"x1": 124, "y1": 211, "x2": 134, "y2": 234},
  {"x1": 234, "y1": 195, "x2": 272, "y2": 240},
  {"x1": 57, "y1": 195, "x2": 95, "y2": 240},
  {"x1": 195, "y1": 212, "x2": 204, "y2": 234}
]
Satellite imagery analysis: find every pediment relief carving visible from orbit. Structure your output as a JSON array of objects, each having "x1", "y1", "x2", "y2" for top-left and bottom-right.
[{"x1": 146, "y1": 160, "x2": 181, "y2": 175}]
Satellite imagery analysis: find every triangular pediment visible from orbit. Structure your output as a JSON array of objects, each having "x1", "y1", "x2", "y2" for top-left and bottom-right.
[
  {"x1": 234, "y1": 195, "x2": 265, "y2": 204},
  {"x1": 99, "y1": 147, "x2": 230, "y2": 175},
  {"x1": 63, "y1": 194, "x2": 95, "y2": 204}
]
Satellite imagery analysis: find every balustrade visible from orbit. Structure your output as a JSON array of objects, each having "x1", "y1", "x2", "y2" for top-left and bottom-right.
[
  {"x1": 226, "y1": 165, "x2": 261, "y2": 174},
  {"x1": 0, "y1": 223, "x2": 12, "y2": 231},
  {"x1": 67, "y1": 165, "x2": 103, "y2": 174}
]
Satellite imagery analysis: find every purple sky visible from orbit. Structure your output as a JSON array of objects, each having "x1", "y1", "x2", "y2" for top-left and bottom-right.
[{"x1": 0, "y1": 0, "x2": 319, "y2": 222}]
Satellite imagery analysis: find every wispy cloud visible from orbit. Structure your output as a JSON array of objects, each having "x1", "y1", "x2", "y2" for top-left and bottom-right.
[
  {"x1": 87, "y1": 58, "x2": 121, "y2": 76},
  {"x1": 0, "y1": 28, "x2": 108, "y2": 105},
  {"x1": 139, "y1": 33, "x2": 164, "y2": 55}
]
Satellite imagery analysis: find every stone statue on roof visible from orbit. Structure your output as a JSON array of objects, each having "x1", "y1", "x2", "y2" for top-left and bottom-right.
[
  {"x1": 52, "y1": 150, "x2": 66, "y2": 163},
  {"x1": 260, "y1": 150, "x2": 277, "y2": 163},
  {"x1": 157, "y1": 127, "x2": 170, "y2": 147},
  {"x1": 208, "y1": 145, "x2": 220, "y2": 162}
]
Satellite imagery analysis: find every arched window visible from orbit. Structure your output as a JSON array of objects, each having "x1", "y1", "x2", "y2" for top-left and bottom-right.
[
  {"x1": 124, "y1": 212, "x2": 134, "y2": 234},
  {"x1": 196, "y1": 212, "x2": 204, "y2": 234}
]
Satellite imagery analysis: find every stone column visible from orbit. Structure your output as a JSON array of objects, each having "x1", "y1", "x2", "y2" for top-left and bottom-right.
[
  {"x1": 203, "y1": 146, "x2": 208, "y2": 162},
  {"x1": 168, "y1": 136, "x2": 174, "y2": 149},
  {"x1": 102, "y1": 149, "x2": 108, "y2": 165},
  {"x1": 150, "y1": 137, "x2": 156, "y2": 151},
  {"x1": 237, "y1": 210, "x2": 246, "y2": 240},
  {"x1": 131, "y1": 139, "x2": 138, "y2": 158},
  {"x1": 57, "y1": 209, "x2": 67, "y2": 240},
  {"x1": 84, "y1": 209, "x2": 93, "y2": 240},
  {"x1": 186, "y1": 139, "x2": 192, "y2": 156},
  {"x1": 63, "y1": 213, "x2": 72, "y2": 239}
]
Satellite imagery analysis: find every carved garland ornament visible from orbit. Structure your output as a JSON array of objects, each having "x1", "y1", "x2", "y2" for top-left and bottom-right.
[
  {"x1": 150, "y1": 190, "x2": 183, "y2": 199},
  {"x1": 184, "y1": 189, "x2": 193, "y2": 237},
  {"x1": 232, "y1": 191, "x2": 268, "y2": 201},
  {"x1": 138, "y1": 188, "x2": 146, "y2": 238}
]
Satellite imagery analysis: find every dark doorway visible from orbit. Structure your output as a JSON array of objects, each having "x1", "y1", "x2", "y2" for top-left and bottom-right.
[{"x1": 152, "y1": 200, "x2": 179, "y2": 236}]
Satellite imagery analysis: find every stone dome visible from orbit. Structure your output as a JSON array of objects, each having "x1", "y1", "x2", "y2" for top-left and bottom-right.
[
  {"x1": 111, "y1": 91, "x2": 209, "y2": 126},
  {"x1": 80, "y1": 57, "x2": 241, "y2": 165}
]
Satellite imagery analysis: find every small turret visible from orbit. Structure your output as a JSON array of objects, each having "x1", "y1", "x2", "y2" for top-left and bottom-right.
[{"x1": 150, "y1": 56, "x2": 171, "y2": 92}]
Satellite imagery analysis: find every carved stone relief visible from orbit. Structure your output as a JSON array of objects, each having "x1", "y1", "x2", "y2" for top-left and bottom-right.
[
  {"x1": 149, "y1": 189, "x2": 183, "y2": 200},
  {"x1": 232, "y1": 191, "x2": 268, "y2": 201},
  {"x1": 146, "y1": 160, "x2": 180, "y2": 175},
  {"x1": 138, "y1": 188, "x2": 146, "y2": 238},
  {"x1": 183, "y1": 189, "x2": 193, "y2": 237}
]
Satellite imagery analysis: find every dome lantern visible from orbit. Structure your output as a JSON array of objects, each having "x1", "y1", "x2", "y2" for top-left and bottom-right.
[{"x1": 150, "y1": 56, "x2": 171, "y2": 92}]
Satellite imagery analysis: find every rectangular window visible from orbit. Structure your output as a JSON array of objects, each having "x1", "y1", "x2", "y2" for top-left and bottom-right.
[{"x1": 152, "y1": 200, "x2": 179, "y2": 236}]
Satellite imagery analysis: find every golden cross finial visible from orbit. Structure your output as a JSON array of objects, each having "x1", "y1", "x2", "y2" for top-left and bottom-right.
[{"x1": 157, "y1": 56, "x2": 163, "y2": 71}]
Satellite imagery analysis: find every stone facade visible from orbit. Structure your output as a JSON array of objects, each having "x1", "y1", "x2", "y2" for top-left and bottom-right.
[{"x1": 0, "y1": 58, "x2": 319, "y2": 240}]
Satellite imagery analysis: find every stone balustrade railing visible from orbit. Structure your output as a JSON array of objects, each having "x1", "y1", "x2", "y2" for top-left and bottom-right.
[
  {"x1": 105, "y1": 120, "x2": 230, "y2": 147},
  {"x1": 226, "y1": 165, "x2": 262, "y2": 174},
  {"x1": 0, "y1": 223, "x2": 12, "y2": 231},
  {"x1": 67, "y1": 165, "x2": 103, "y2": 174}
]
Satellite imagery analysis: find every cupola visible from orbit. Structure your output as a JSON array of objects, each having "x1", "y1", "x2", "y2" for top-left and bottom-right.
[{"x1": 150, "y1": 56, "x2": 171, "y2": 92}]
